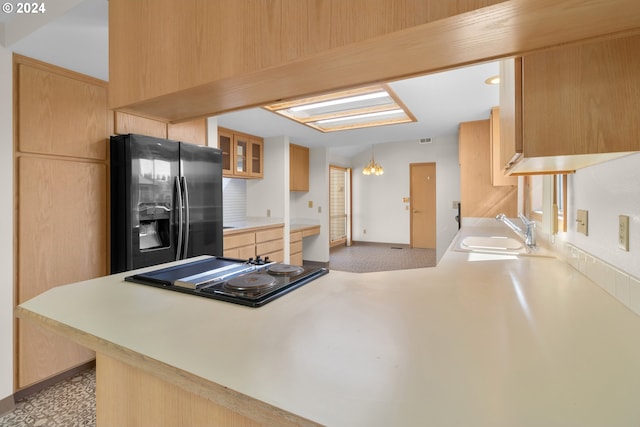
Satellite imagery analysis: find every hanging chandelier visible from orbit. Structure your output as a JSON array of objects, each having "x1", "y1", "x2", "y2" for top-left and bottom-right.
[{"x1": 362, "y1": 145, "x2": 384, "y2": 176}]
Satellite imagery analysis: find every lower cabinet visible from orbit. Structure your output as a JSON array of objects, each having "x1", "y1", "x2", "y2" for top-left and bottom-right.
[
  {"x1": 289, "y1": 225, "x2": 320, "y2": 266},
  {"x1": 290, "y1": 232, "x2": 304, "y2": 266},
  {"x1": 223, "y1": 225, "x2": 284, "y2": 263}
]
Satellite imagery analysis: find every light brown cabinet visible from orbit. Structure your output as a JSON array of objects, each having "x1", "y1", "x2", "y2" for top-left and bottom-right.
[
  {"x1": 114, "y1": 111, "x2": 167, "y2": 138},
  {"x1": 15, "y1": 55, "x2": 108, "y2": 389},
  {"x1": 289, "y1": 225, "x2": 320, "y2": 265},
  {"x1": 167, "y1": 118, "x2": 207, "y2": 146},
  {"x1": 218, "y1": 127, "x2": 263, "y2": 179},
  {"x1": 290, "y1": 143, "x2": 309, "y2": 192},
  {"x1": 489, "y1": 107, "x2": 518, "y2": 186},
  {"x1": 223, "y1": 225, "x2": 284, "y2": 262},
  {"x1": 290, "y1": 231, "x2": 304, "y2": 266},
  {"x1": 504, "y1": 34, "x2": 640, "y2": 175},
  {"x1": 459, "y1": 119, "x2": 517, "y2": 218},
  {"x1": 114, "y1": 112, "x2": 207, "y2": 146}
]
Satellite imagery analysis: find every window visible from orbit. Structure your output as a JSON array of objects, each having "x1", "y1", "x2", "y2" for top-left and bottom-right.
[{"x1": 525, "y1": 173, "x2": 568, "y2": 234}]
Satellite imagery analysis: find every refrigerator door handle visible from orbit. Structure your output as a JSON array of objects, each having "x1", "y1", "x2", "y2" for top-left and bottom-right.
[
  {"x1": 175, "y1": 176, "x2": 184, "y2": 261},
  {"x1": 182, "y1": 176, "x2": 190, "y2": 259}
]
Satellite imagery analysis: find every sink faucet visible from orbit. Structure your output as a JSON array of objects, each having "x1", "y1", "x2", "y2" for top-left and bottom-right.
[{"x1": 496, "y1": 213, "x2": 536, "y2": 247}]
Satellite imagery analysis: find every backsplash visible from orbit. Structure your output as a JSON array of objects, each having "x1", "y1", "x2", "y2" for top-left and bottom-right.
[
  {"x1": 563, "y1": 243, "x2": 640, "y2": 317},
  {"x1": 222, "y1": 178, "x2": 246, "y2": 223}
]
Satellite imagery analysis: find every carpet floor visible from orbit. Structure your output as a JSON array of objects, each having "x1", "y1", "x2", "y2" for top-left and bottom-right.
[{"x1": 330, "y1": 241, "x2": 436, "y2": 273}]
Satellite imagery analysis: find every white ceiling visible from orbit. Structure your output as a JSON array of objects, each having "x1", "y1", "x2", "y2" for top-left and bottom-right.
[{"x1": 1, "y1": 0, "x2": 499, "y2": 159}]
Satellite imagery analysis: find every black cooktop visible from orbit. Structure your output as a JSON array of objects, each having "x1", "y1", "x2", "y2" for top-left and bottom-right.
[{"x1": 125, "y1": 257, "x2": 328, "y2": 307}]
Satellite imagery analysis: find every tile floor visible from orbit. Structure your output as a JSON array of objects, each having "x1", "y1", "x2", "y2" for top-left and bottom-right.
[{"x1": 0, "y1": 368, "x2": 95, "y2": 427}]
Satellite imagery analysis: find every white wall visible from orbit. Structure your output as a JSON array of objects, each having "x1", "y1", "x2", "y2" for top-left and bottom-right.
[
  {"x1": 290, "y1": 147, "x2": 330, "y2": 263},
  {"x1": 1, "y1": 46, "x2": 15, "y2": 402},
  {"x1": 559, "y1": 153, "x2": 640, "y2": 278},
  {"x1": 351, "y1": 136, "x2": 461, "y2": 261},
  {"x1": 247, "y1": 136, "x2": 291, "y2": 259}
]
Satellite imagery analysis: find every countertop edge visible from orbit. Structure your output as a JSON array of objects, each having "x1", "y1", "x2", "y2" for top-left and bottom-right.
[{"x1": 14, "y1": 305, "x2": 323, "y2": 427}]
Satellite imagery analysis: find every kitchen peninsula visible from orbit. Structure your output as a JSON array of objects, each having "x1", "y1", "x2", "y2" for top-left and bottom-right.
[{"x1": 16, "y1": 225, "x2": 640, "y2": 427}]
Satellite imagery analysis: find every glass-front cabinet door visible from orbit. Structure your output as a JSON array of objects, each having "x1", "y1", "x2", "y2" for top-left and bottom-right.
[
  {"x1": 249, "y1": 139, "x2": 263, "y2": 177},
  {"x1": 218, "y1": 129, "x2": 233, "y2": 176},
  {"x1": 234, "y1": 135, "x2": 249, "y2": 176}
]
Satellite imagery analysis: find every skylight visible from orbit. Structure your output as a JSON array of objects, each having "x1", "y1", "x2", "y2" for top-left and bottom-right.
[{"x1": 263, "y1": 85, "x2": 416, "y2": 132}]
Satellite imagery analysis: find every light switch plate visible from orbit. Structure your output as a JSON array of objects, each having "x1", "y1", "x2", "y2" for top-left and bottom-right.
[
  {"x1": 619, "y1": 215, "x2": 630, "y2": 251},
  {"x1": 577, "y1": 209, "x2": 588, "y2": 235}
]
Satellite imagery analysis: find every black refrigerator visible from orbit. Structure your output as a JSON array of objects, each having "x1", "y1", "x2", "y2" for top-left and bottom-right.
[{"x1": 110, "y1": 134, "x2": 223, "y2": 273}]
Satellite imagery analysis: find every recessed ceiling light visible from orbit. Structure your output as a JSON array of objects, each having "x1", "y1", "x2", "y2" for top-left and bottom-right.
[
  {"x1": 264, "y1": 84, "x2": 416, "y2": 132},
  {"x1": 485, "y1": 75, "x2": 500, "y2": 85}
]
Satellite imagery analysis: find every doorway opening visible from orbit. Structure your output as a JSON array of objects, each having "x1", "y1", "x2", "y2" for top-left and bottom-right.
[{"x1": 329, "y1": 165, "x2": 351, "y2": 248}]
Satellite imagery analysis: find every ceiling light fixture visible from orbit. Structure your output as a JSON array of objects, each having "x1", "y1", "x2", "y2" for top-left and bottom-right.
[
  {"x1": 263, "y1": 85, "x2": 416, "y2": 133},
  {"x1": 485, "y1": 75, "x2": 500, "y2": 85},
  {"x1": 289, "y1": 91, "x2": 389, "y2": 112},
  {"x1": 362, "y1": 145, "x2": 384, "y2": 176},
  {"x1": 316, "y1": 109, "x2": 404, "y2": 125}
]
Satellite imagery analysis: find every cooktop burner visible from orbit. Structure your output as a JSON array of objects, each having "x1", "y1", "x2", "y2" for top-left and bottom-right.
[
  {"x1": 267, "y1": 264, "x2": 304, "y2": 276},
  {"x1": 224, "y1": 273, "x2": 277, "y2": 292},
  {"x1": 125, "y1": 257, "x2": 329, "y2": 307}
]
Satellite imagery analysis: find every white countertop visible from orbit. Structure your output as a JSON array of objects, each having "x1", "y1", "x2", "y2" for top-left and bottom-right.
[{"x1": 17, "y1": 225, "x2": 640, "y2": 426}]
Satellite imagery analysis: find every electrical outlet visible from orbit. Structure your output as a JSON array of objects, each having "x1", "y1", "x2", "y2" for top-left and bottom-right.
[
  {"x1": 577, "y1": 209, "x2": 588, "y2": 235},
  {"x1": 317, "y1": 206, "x2": 322, "y2": 214},
  {"x1": 308, "y1": 200, "x2": 313, "y2": 208},
  {"x1": 619, "y1": 215, "x2": 629, "y2": 251},
  {"x1": 266, "y1": 209, "x2": 271, "y2": 218},
  {"x1": 363, "y1": 228, "x2": 367, "y2": 234}
]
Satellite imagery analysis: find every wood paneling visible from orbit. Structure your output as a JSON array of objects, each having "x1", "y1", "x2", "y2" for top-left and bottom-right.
[
  {"x1": 108, "y1": 0, "x2": 506, "y2": 116},
  {"x1": 109, "y1": 0, "x2": 640, "y2": 122},
  {"x1": 113, "y1": 111, "x2": 167, "y2": 138},
  {"x1": 459, "y1": 120, "x2": 517, "y2": 218},
  {"x1": 18, "y1": 63, "x2": 107, "y2": 160}
]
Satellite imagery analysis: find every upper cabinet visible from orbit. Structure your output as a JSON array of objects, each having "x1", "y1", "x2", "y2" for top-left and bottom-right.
[
  {"x1": 218, "y1": 127, "x2": 263, "y2": 179},
  {"x1": 114, "y1": 112, "x2": 207, "y2": 146},
  {"x1": 114, "y1": 111, "x2": 167, "y2": 139},
  {"x1": 503, "y1": 34, "x2": 640, "y2": 175},
  {"x1": 490, "y1": 106, "x2": 518, "y2": 186},
  {"x1": 167, "y1": 118, "x2": 207, "y2": 146},
  {"x1": 459, "y1": 119, "x2": 517, "y2": 218},
  {"x1": 290, "y1": 143, "x2": 309, "y2": 192}
]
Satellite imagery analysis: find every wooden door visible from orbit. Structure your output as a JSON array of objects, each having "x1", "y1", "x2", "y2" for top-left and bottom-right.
[{"x1": 410, "y1": 163, "x2": 436, "y2": 249}]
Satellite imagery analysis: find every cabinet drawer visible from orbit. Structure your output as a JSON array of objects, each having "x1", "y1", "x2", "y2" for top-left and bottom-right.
[
  {"x1": 256, "y1": 227, "x2": 284, "y2": 243},
  {"x1": 256, "y1": 239, "x2": 284, "y2": 255},
  {"x1": 290, "y1": 252, "x2": 303, "y2": 266},
  {"x1": 224, "y1": 232, "x2": 255, "y2": 249},
  {"x1": 290, "y1": 231, "x2": 303, "y2": 243},
  {"x1": 263, "y1": 250, "x2": 284, "y2": 263},
  {"x1": 224, "y1": 245, "x2": 255, "y2": 260},
  {"x1": 290, "y1": 240, "x2": 303, "y2": 254},
  {"x1": 302, "y1": 226, "x2": 320, "y2": 237}
]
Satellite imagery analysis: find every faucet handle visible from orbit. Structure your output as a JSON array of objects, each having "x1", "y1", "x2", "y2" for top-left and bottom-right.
[{"x1": 518, "y1": 213, "x2": 535, "y2": 226}]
